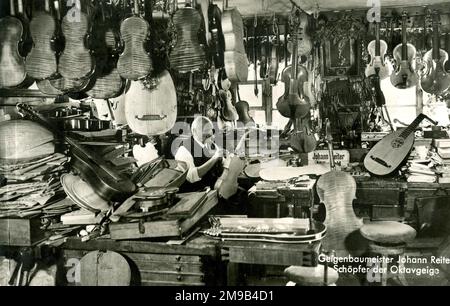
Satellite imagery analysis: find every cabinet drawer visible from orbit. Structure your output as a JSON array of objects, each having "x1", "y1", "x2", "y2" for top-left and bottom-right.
[
  {"x1": 132, "y1": 260, "x2": 203, "y2": 273},
  {"x1": 124, "y1": 252, "x2": 202, "y2": 264},
  {"x1": 140, "y1": 270, "x2": 204, "y2": 284}
]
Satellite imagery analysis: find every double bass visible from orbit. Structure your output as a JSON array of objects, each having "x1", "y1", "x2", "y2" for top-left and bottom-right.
[
  {"x1": 58, "y1": 0, "x2": 94, "y2": 80},
  {"x1": 0, "y1": 0, "x2": 27, "y2": 88},
  {"x1": 276, "y1": 9, "x2": 310, "y2": 119},
  {"x1": 420, "y1": 10, "x2": 450, "y2": 95},
  {"x1": 390, "y1": 12, "x2": 418, "y2": 89},
  {"x1": 117, "y1": 0, "x2": 153, "y2": 80},
  {"x1": 25, "y1": 0, "x2": 58, "y2": 80}
]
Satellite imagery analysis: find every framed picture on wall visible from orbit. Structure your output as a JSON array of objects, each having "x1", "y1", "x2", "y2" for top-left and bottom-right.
[{"x1": 320, "y1": 38, "x2": 360, "y2": 79}]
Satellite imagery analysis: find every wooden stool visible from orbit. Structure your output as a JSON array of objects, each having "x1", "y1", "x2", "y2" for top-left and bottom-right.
[
  {"x1": 284, "y1": 265, "x2": 339, "y2": 286},
  {"x1": 360, "y1": 221, "x2": 416, "y2": 286}
]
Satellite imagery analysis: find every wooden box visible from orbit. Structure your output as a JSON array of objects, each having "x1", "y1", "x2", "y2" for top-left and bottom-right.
[{"x1": 0, "y1": 216, "x2": 46, "y2": 246}]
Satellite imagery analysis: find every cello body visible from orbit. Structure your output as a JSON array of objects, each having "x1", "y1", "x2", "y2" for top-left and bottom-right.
[
  {"x1": 0, "y1": 17, "x2": 27, "y2": 88},
  {"x1": 59, "y1": 10, "x2": 94, "y2": 80},
  {"x1": 25, "y1": 4, "x2": 57, "y2": 80},
  {"x1": 124, "y1": 70, "x2": 177, "y2": 136},
  {"x1": 170, "y1": 7, "x2": 206, "y2": 73}
]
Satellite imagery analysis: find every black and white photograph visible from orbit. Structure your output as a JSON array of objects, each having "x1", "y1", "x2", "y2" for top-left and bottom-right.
[{"x1": 1, "y1": 0, "x2": 450, "y2": 293}]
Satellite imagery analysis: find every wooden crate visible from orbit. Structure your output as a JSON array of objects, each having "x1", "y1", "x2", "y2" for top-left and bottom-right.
[{"x1": 0, "y1": 216, "x2": 46, "y2": 246}]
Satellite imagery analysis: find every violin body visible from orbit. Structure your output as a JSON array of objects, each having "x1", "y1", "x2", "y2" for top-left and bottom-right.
[
  {"x1": 124, "y1": 70, "x2": 177, "y2": 136},
  {"x1": 235, "y1": 100, "x2": 255, "y2": 126},
  {"x1": 276, "y1": 65, "x2": 310, "y2": 118},
  {"x1": 290, "y1": 117, "x2": 317, "y2": 153},
  {"x1": 420, "y1": 49, "x2": 450, "y2": 95},
  {"x1": 390, "y1": 44, "x2": 418, "y2": 89},
  {"x1": 170, "y1": 7, "x2": 206, "y2": 73},
  {"x1": 87, "y1": 10, "x2": 124, "y2": 99},
  {"x1": 59, "y1": 12, "x2": 94, "y2": 80},
  {"x1": 221, "y1": 8, "x2": 248, "y2": 82},
  {"x1": 118, "y1": 14, "x2": 153, "y2": 80},
  {"x1": 26, "y1": 11, "x2": 57, "y2": 80},
  {"x1": 365, "y1": 39, "x2": 391, "y2": 80},
  {"x1": 0, "y1": 17, "x2": 27, "y2": 88},
  {"x1": 214, "y1": 155, "x2": 245, "y2": 200},
  {"x1": 219, "y1": 89, "x2": 238, "y2": 121},
  {"x1": 268, "y1": 42, "x2": 279, "y2": 85}
]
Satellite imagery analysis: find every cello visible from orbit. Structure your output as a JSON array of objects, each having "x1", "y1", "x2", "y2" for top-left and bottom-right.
[
  {"x1": 276, "y1": 9, "x2": 310, "y2": 119},
  {"x1": 25, "y1": 0, "x2": 58, "y2": 80},
  {"x1": 365, "y1": 21, "x2": 392, "y2": 80},
  {"x1": 420, "y1": 10, "x2": 450, "y2": 95},
  {"x1": 117, "y1": 0, "x2": 153, "y2": 80},
  {"x1": 0, "y1": 0, "x2": 27, "y2": 88},
  {"x1": 58, "y1": 0, "x2": 94, "y2": 80},
  {"x1": 390, "y1": 12, "x2": 418, "y2": 89}
]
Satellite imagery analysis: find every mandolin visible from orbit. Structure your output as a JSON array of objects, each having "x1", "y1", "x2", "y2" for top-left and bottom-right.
[
  {"x1": 276, "y1": 9, "x2": 310, "y2": 119},
  {"x1": 17, "y1": 103, "x2": 136, "y2": 202},
  {"x1": 0, "y1": 0, "x2": 27, "y2": 88},
  {"x1": 58, "y1": 0, "x2": 94, "y2": 80},
  {"x1": 117, "y1": 0, "x2": 153, "y2": 80},
  {"x1": 365, "y1": 21, "x2": 392, "y2": 80},
  {"x1": 25, "y1": 0, "x2": 58, "y2": 80},
  {"x1": 86, "y1": 0, "x2": 124, "y2": 99},
  {"x1": 317, "y1": 119, "x2": 363, "y2": 257},
  {"x1": 124, "y1": 70, "x2": 177, "y2": 136},
  {"x1": 221, "y1": 7, "x2": 248, "y2": 82},
  {"x1": 390, "y1": 12, "x2": 418, "y2": 89},
  {"x1": 364, "y1": 113, "x2": 437, "y2": 176},
  {"x1": 169, "y1": 2, "x2": 206, "y2": 73},
  {"x1": 420, "y1": 10, "x2": 450, "y2": 96}
]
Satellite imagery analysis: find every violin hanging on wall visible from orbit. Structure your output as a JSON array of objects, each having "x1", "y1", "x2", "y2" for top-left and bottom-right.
[
  {"x1": 118, "y1": 0, "x2": 153, "y2": 80},
  {"x1": 25, "y1": 0, "x2": 58, "y2": 80},
  {"x1": 268, "y1": 16, "x2": 280, "y2": 86},
  {"x1": 169, "y1": 1, "x2": 206, "y2": 73},
  {"x1": 365, "y1": 21, "x2": 392, "y2": 80},
  {"x1": 86, "y1": 0, "x2": 124, "y2": 99},
  {"x1": 58, "y1": 0, "x2": 94, "y2": 80},
  {"x1": 276, "y1": 9, "x2": 310, "y2": 119},
  {"x1": 0, "y1": 0, "x2": 27, "y2": 88},
  {"x1": 420, "y1": 10, "x2": 450, "y2": 95},
  {"x1": 390, "y1": 12, "x2": 418, "y2": 89}
]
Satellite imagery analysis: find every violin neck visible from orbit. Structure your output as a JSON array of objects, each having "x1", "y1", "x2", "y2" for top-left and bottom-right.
[
  {"x1": 432, "y1": 12, "x2": 440, "y2": 60},
  {"x1": 401, "y1": 14, "x2": 408, "y2": 60},
  {"x1": 375, "y1": 22, "x2": 381, "y2": 57}
]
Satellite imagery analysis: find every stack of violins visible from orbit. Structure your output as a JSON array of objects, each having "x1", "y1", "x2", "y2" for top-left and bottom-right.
[
  {"x1": 0, "y1": 0, "x2": 178, "y2": 137},
  {"x1": 365, "y1": 10, "x2": 450, "y2": 97},
  {"x1": 276, "y1": 7, "x2": 317, "y2": 154}
]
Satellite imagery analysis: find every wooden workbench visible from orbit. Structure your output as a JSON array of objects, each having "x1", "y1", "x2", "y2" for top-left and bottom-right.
[{"x1": 61, "y1": 234, "x2": 321, "y2": 286}]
